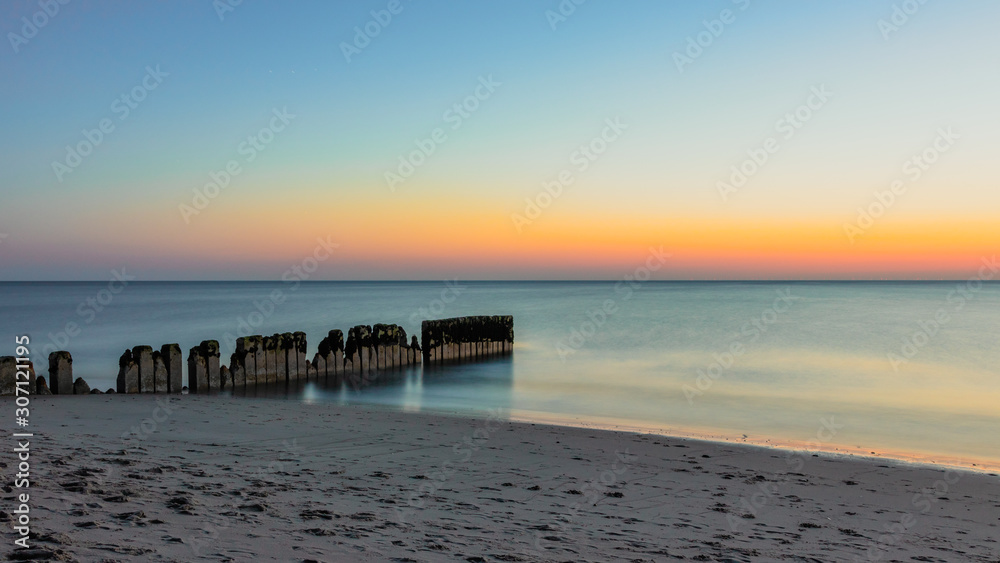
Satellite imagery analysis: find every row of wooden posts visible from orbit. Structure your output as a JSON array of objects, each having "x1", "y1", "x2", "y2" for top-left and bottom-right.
[{"x1": 0, "y1": 316, "x2": 514, "y2": 396}]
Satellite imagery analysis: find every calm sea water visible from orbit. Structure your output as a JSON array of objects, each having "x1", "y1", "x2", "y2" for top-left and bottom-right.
[{"x1": 2, "y1": 281, "x2": 998, "y2": 469}]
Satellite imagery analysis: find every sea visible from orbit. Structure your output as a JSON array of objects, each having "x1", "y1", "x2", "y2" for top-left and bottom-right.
[{"x1": 2, "y1": 281, "x2": 998, "y2": 470}]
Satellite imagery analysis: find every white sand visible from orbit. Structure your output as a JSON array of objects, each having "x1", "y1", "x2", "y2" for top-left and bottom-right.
[{"x1": 6, "y1": 394, "x2": 999, "y2": 562}]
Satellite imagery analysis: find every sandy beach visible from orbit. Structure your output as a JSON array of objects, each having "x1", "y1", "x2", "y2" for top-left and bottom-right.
[{"x1": 7, "y1": 394, "x2": 999, "y2": 562}]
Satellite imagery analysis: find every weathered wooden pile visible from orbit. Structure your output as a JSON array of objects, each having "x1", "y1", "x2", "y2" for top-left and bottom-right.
[
  {"x1": 0, "y1": 357, "x2": 35, "y2": 396},
  {"x1": 116, "y1": 345, "x2": 184, "y2": 394},
  {"x1": 0, "y1": 351, "x2": 97, "y2": 396},
  {"x1": 0, "y1": 315, "x2": 514, "y2": 396},
  {"x1": 421, "y1": 315, "x2": 514, "y2": 364}
]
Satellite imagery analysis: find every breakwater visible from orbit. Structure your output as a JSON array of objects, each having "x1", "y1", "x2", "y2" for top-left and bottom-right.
[
  {"x1": 421, "y1": 315, "x2": 514, "y2": 364},
  {"x1": 0, "y1": 315, "x2": 513, "y2": 395}
]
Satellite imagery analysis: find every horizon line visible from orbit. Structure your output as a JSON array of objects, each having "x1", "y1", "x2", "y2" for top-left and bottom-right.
[{"x1": 2, "y1": 279, "x2": 995, "y2": 283}]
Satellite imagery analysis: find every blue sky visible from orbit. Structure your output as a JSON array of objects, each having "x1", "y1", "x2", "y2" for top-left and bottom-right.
[{"x1": 1, "y1": 0, "x2": 998, "y2": 279}]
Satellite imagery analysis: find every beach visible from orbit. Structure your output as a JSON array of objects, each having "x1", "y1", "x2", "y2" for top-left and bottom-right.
[{"x1": 10, "y1": 394, "x2": 999, "y2": 562}]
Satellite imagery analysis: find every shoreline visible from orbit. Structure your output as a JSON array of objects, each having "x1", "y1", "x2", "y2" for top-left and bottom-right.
[
  {"x1": 502, "y1": 409, "x2": 1000, "y2": 475},
  {"x1": 205, "y1": 391, "x2": 1000, "y2": 474},
  {"x1": 19, "y1": 388, "x2": 1000, "y2": 474},
  {"x1": 14, "y1": 394, "x2": 1000, "y2": 561}
]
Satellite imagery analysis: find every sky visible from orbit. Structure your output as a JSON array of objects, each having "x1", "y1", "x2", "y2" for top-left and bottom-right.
[{"x1": 1, "y1": 0, "x2": 998, "y2": 280}]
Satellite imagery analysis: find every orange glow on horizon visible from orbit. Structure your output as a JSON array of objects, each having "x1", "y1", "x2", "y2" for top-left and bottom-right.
[{"x1": 43, "y1": 194, "x2": 1000, "y2": 279}]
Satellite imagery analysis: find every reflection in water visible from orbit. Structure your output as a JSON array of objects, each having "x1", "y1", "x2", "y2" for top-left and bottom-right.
[
  {"x1": 225, "y1": 356, "x2": 516, "y2": 418},
  {"x1": 2, "y1": 281, "x2": 998, "y2": 470}
]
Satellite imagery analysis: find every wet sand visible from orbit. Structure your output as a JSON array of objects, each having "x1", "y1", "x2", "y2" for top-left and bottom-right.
[{"x1": 8, "y1": 394, "x2": 1000, "y2": 562}]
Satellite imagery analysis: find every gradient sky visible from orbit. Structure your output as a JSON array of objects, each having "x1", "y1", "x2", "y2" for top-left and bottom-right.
[{"x1": 2, "y1": 0, "x2": 998, "y2": 280}]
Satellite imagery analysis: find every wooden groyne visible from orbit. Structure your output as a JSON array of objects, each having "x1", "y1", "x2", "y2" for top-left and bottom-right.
[
  {"x1": 422, "y1": 315, "x2": 513, "y2": 364},
  {"x1": 0, "y1": 357, "x2": 35, "y2": 396},
  {"x1": 218, "y1": 324, "x2": 422, "y2": 392},
  {"x1": 0, "y1": 315, "x2": 513, "y2": 395},
  {"x1": 0, "y1": 352, "x2": 92, "y2": 396}
]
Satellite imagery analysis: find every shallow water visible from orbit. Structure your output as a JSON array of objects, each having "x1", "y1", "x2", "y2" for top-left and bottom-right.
[{"x1": 2, "y1": 281, "x2": 998, "y2": 468}]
